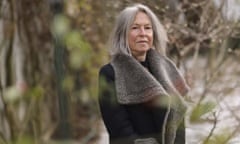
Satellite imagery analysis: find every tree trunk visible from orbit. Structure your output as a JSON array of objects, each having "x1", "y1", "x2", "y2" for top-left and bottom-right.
[{"x1": 0, "y1": 0, "x2": 57, "y2": 142}]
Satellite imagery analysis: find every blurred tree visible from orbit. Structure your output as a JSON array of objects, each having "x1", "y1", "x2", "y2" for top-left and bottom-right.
[{"x1": 0, "y1": 0, "x2": 57, "y2": 142}]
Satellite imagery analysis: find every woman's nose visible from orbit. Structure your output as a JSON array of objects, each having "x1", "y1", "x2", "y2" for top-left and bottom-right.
[{"x1": 139, "y1": 27, "x2": 146, "y2": 35}]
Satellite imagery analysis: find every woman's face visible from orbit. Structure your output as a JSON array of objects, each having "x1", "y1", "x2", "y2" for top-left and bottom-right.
[{"x1": 128, "y1": 11, "x2": 153, "y2": 56}]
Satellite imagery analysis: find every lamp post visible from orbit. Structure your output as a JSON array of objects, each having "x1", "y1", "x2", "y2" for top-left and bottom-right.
[{"x1": 50, "y1": 0, "x2": 71, "y2": 139}]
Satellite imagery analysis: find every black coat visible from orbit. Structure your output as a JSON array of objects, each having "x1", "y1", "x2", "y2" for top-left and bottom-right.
[{"x1": 98, "y1": 62, "x2": 185, "y2": 144}]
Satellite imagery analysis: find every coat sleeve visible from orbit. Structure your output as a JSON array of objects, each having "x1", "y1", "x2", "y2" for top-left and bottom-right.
[{"x1": 98, "y1": 64, "x2": 138, "y2": 140}]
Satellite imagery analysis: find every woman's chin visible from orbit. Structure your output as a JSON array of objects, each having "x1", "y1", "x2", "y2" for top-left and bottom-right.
[{"x1": 137, "y1": 47, "x2": 150, "y2": 52}]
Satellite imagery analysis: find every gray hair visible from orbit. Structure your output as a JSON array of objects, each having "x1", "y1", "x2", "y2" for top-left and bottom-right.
[{"x1": 108, "y1": 3, "x2": 168, "y2": 56}]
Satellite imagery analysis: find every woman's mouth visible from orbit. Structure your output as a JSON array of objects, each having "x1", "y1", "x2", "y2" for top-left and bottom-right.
[{"x1": 137, "y1": 40, "x2": 148, "y2": 43}]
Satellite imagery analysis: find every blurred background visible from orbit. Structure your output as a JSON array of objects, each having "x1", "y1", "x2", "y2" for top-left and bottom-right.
[{"x1": 0, "y1": 0, "x2": 239, "y2": 144}]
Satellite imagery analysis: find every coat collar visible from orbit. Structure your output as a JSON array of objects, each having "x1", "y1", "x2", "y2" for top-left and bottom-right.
[{"x1": 111, "y1": 48, "x2": 189, "y2": 105}]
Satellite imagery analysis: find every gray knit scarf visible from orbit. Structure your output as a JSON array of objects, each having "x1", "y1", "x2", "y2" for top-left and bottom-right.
[{"x1": 111, "y1": 48, "x2": 189, "y2": 144}]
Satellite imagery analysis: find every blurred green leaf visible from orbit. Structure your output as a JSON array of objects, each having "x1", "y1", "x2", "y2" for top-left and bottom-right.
[
  {"x1": 69, "y1": 50, "x2": 84, "y2": 69},
  {"x1": 190, "y1": 101, "x2": 216, "y2": 123},
  {"x1": 52, "y1": 15, "x2": 70, "y2": 37},
  {"x1": 65, "y1": 30, "x2": 92, "y2": 69},
  {"x1": 15, "y1": 136, "x2": 34, "y2": 144},
  {"x1": 205, "y1": 129, "x2": 231, "y2": 144},
  {"x1": 29, "y1": 86, "x2": 44, "y2": 99},
  {"x1": 62, "y1": 75, "x2": 74, "y2": 91},
  {"x1": 65, "y1": 31, "x2": 82, "y2": 50},
  {"x1": 4, "y1": 86, "x2": 22, "y2": 103}
]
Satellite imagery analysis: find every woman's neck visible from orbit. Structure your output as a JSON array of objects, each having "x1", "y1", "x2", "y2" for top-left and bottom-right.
[{"x1": 132, "y1": 52, "x2": 147, "y2": 62}]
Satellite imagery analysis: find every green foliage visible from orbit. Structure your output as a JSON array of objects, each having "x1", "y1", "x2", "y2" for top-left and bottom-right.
[
  {"x1": 66, "y1": 31, "x2": 92, "y2": 70},
  {"x1": 3, "y1": 86, "x2": 23, "y2": 104},
  {"x1": 62, "y1": 75, "x2": 74, "y2": 92},
  {"x1": 190, "y1": 101, "x2": 216, "y2": 123},
  {"x1": 52, "y1": 14, "x2": 94, "y2": 70},
  {"x1": 15, "y1": 136, "x2": 34, "y2": 144},
  {"x1": 52, "y1": 13, "x2": 98, "y2": 102},
  {"x1": 204, "y1": 128, "x2": 232, "y2": 144},
  {"x1": 52, "y1": 15, "x2": 70, "y2": 38},
  {"x1": 28, "y1": 86, "x2": 44, "y2": 99},
  {"x1": 51, "y1": 11, "x2": 101, "y2": 142}
]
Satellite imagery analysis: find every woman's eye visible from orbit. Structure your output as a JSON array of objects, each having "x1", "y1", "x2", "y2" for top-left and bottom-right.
[
  {"x1": 131, "y1": 26, "x2": 138, "y2": 29},
  {"x1": 145, "y1": 26, "x2": 152, "y2": 30}
]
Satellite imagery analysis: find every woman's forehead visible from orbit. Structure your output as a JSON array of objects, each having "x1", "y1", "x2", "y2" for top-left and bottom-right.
[{"x1": 132, "y1": 11, "x2": 152, "y2": 24}]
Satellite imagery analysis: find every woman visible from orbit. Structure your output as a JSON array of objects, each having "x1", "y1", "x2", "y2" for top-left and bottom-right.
[{"x1": 98, "y1": 4, "x2": 190, "y2": 144}]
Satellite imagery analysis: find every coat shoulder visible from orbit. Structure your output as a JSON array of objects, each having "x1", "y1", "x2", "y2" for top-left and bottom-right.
[{"x1": 99, "y1": 63, "x2": 115, "y2": 81}]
